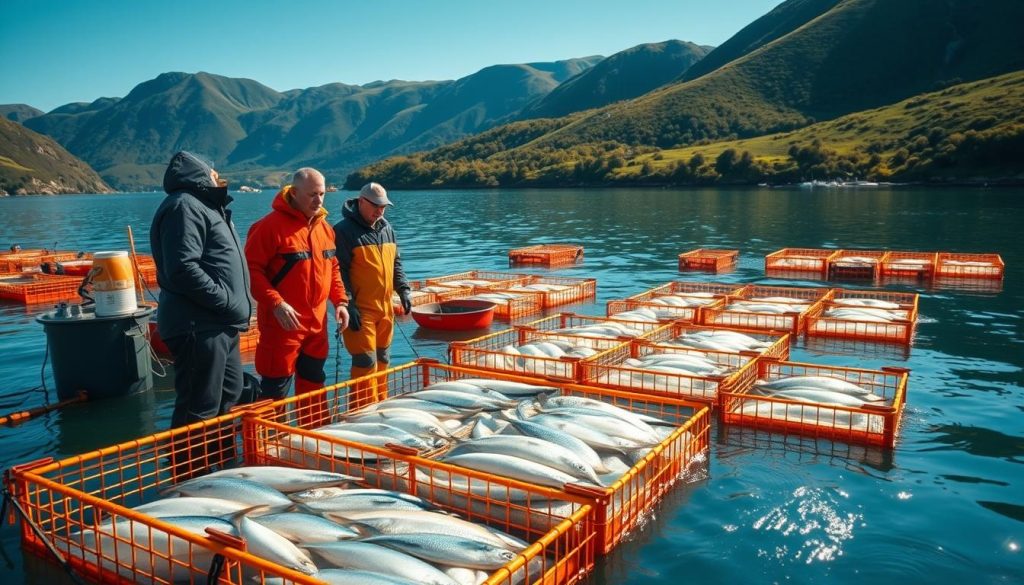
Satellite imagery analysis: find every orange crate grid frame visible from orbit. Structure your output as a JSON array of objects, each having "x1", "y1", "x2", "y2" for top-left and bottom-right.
[
  {"x1": 719, "y1": 359, "x2": 910, "y2": 448},
  {"x1": 522, "y1": 313, "x2": 670, "y2": 340},
  {"x1": 578, "y1": 343, "x2": 759, "y2": 406},
  {"x1": 677, "y1": 249, "x2": 739, "y2": 272},
  {"x1": 764, "y1": 248, "x2": 840, "y2": 274},
  {"x1": 803, "y1": 335, "x2": 912, "y2": 361},
  {"x1": 448, "y1": 325, "x2": 635, "y2": 382},
  {"x1": 935, "y1": 252, "x2": 1005, "y2": 279},
  {"x1": 636, "y1": 322, "x2": 791, "y2": 361},
  {"x1": 425, "y1": 270, "x2": 534, "y2": 291},
  {"x1": 718, "y1": 424, "x2": 894, "y2": 470},
  {"x1": 827, "y1": 250, "x2": 890, "y2": 279},
  {"x1": 519, "y1": 275, "x2": 597, "y2": 308},
  {"x1": 627, "y1": 281, "x2": 747, "y2": 300},
  {"x1": 700, "y1": 297, "x2": 823, "y2": 336},
  {"x1": 389, "y1": 280, "x2": 441, "y2": 312},
  {"x1": 253, "y1": 359, "x2": 710, "y2": 554},
  {"x1": 607, "y1": 297, "x2": 725, "y2": 325},
  {"x1": 1, "y1": 250, "x2": 81, "y2": 274},
  {"x1": 5, "y1": 408, "x2": 598, "y2": 585},
  {"x1": 471, "y1": 287, "x2": 547, "y2": 320},
  {"x1": 880, "y1": 251, "x2": 939, "y2": 278},
  {"x1": 0, "y1": 273, "x2": 83, "y2": 304},
  {"x1": 805, "y1": 289, "x2": 918, "y2": 345},
  {"x1": 737, "y1": 284, "x2": 834, "y2": 304},
  {"x1": 509, "y1": 244, "x2": 584, "y2": 267}
]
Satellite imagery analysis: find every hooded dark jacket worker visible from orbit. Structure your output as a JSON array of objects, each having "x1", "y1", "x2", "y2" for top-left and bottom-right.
[
  {"x1": 245, "y1": 168, "x2": 348, "y2": 421},
  {"x1": 333, "y1": 182, "x2": 411, "y2": 407},
  {"x1": 150, "y1": 151, "x2": 252, "y2": 473}
]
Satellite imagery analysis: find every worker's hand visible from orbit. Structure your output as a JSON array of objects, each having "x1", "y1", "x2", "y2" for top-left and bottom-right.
[
  {"x1": 335, "y1": 304, "x2": 350, "y2": 332},
  {"x1": 272, "y1": 301, "x2": 302, "y2": 331},
  {"x1": 399, "y1": 290, "x2": 413, "y2": 315},
  {"x1": 347, "y1": 304, "x2": 361, "y2": 332}
]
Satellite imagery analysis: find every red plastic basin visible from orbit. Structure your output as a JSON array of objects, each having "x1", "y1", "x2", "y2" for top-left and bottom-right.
[{"x1": 411, "y1": 299, "x2": 496, "y2": 330}]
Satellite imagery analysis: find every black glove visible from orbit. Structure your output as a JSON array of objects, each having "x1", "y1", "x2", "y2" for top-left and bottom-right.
[
  {"x1": 399, "y1": 290, "x2": 412, "y2": 315},
  {"x1": 348, "y1": 304, "x2": 361, "y2": 331}
]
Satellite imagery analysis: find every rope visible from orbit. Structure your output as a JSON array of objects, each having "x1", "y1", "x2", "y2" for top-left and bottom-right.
[
  {"x1": 1, "y1": 489, "x2": 89, "y2": 585},
  {"x1": 334, "y1": 330, "x2": 343, "y2": 385},
  {"x1": 396, "y1": 315, "x2": 431, "y2": 362}
]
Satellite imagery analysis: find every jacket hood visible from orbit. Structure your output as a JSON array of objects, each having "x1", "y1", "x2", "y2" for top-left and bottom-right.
[
  {"x1": 342, "y1": 197, "x2": 378, "y2": 229},
  {"x1": 274, "y1": 185, "x2": 328, "y2": 223},
  {"x1": 162, "y1": 151, "x2": 229, "y2": 207}
]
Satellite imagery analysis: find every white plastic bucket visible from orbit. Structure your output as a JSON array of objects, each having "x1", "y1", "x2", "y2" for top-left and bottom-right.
[{"x1": 92, "y1": 251, "x2": 137, "y2": 316}]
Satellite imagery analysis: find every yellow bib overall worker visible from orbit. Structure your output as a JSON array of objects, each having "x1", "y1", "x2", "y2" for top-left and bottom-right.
[
  {"x1": 333, "y1": 182, "x2": 411, "y2": 407},
  {"x1": 245, "y1": 169, "x2": 349, "y2": 424}
]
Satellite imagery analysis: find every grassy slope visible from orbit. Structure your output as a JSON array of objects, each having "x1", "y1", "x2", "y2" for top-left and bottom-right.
[
  {"x1": 0, "y1": 118, "x2": 113, "y2": 194},
  {"x1": 617, "y1": 70, "x2": 1024, "y2": 178}
]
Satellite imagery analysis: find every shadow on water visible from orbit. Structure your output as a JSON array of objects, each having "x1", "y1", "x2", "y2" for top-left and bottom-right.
[
  {"x1": 977, "y1": 501, "x2": 1024, "y2": 523},
  {"x1": 919, "y1": 424, "x2": 1024, "y2": 461}
]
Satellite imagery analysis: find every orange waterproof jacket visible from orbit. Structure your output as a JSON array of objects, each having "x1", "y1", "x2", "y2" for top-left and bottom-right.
[
  {"x1": 332, "y1": 197, "x2": 410, "y2": 315},
  {"x1": 245, "y1": 188, "x2": 346, "y2": 333}
]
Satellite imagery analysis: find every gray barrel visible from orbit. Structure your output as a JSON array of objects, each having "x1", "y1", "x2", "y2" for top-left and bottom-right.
[{"x1": 36, "y1": 304, "x2": 155, "y2": 400}]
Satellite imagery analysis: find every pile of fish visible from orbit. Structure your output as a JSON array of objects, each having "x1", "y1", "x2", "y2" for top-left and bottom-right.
[
  {"x1": 506, "y1": 283, "x2": 571, "y2": 293},
  {"x1": 605, "y1": 306, "x2": 663, "y2": 323},
  {"x1": 940, "y1": 259, "x2": 995, "y2": 267},
  {"x1": 737, "y1": 374, "x2": 889, "y2": 432},
  {"x1": 661, "y1": 329, "x2": 774, "y2": 353},
  {"x1": 475, "y1": 339, "x2": 599, "y2": 375},
  {"x1": 646, "y1": 292, "x2": 720, "y2": 308},
  {"x1": 771, "y1": 255, "x2": 827, "y2": 268},
  {"x1": 436, "y1": 279, "x2": 507, "y2": 289},
  {"x1": 63, "y1": 466, "x2": 542, "y2": 585},
  {"x1": 438, "y1": 393, "x2": 678, "y2": 491},
  {"x1": 824, "y1": 298, "x2": 910, "y2": 323},
  {"x1": 721, "y1": 298, "x2": 810, "y2": 316},
  {"x1": 467, "y1": 291, "x2": 532, "y2": 306},
  {"x1": 594, "y1": 350, "x2": 743, "y2": 395},
  {"x1": 832, "y1": 256, "x2": 881, "y2": 267},
  {"x1": 887, "y1": 258, "x2": 932, "y2": 268}
]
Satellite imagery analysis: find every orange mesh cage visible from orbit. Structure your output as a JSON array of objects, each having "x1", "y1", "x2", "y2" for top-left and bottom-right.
[
  {"x1": 0, "y1": 273, "x2": 83, "y2": 304},
  {"x1": 1, "y1": 249, "x2": 80, "y2": 273},
  {"x1": 880, "y1": 251, "x2": 939, "y2": 279},
  {"x1": 637, "y1": 322, "x2": 791, "y2": 361},
  {"x1": 719, "y1": 359, "x2": 910, "y2": 448},
  {"x1": 935, "y1": 252, "x2": 1005, "y2": 279},
  {"x1": 251, "y1": 358, "x2": 709, "y2": 554},
  {"x1": 509, "y1": 244, "x2": 584, "y2": 267},
  {"x1": 510, "y1": 275, "x2": 596, "y2": 309},
  {"x1": 425, "y1": 270, "x2": 534, "y2": 291},
  {"x1": 806, "y1": 289, "x2": 919, "y2": 345},
  {"x1": 764, "y1": 248, "x2": 840, "y2": 276},
  {"x1": 827, "y1": 250, "x2": 890, "y2": 280},
  {"x1": 677, "y1": 249, "x2": 738, "y2": 272}
]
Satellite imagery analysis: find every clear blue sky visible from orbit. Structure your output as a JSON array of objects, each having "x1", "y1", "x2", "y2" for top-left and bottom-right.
[{"x1": 0, "y1": 0, "x2": 778, "y2": 112}]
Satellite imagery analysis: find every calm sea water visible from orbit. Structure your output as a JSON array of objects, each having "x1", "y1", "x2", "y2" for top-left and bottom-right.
[{"x1": 1, "y1": 188, "x2": 1021, "y2": 584}]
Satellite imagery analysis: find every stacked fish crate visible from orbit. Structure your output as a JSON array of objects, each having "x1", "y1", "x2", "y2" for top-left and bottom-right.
[{"x1": 805, "y1": 288, "x2": 919, "y2": 345}]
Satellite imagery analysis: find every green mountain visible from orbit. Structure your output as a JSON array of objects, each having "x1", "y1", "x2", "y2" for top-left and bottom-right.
[
  {"x1": 0, "y1": 104, "x2": 43, "y2": 124},
  {"x1": 0, "y1": 118, "x2": 113, "y2": 195},
  {"x1": 350, "y1": 0, "x2": 1024, "y2": 187},
  {"x1": 21, "y1": 57, "x2": 602, "y2": 190},
  {"x1": 681, "y1": 0, "x2": 840, "y2": 81},
  {"x1": 520, "y1": 41, "x2": 711, "y2": 120}
]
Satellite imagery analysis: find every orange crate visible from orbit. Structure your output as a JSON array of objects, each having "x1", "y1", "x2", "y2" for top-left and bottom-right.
[
  {"x1": 608, "y1": 283, "x2": 741, "y2": 324},
  {"x1": 935, "y1": 252, "x2": 1005, "y2": 279},
  {"x1": 701, "y1": 297, "x2": 823, "y2": 336},
  {"x1": 130, "y1": 254, "x2": 159, "y2": 287},
  {"x1": 606, "y1": 297, "x2": 723, "y2": 324},
  {"x1": 249, "y1": 358, "x2": 710, "y2": 555},
  {"x1": 806, "y1": 289, "x2": 919, "y2": 345},
  {"x1": 505, "y1": 275, "x2": 597, "y2": 308},
  {"x1": 425, "y1": 270, "x2": 534, "y2": 291},
  {"x1": 5, "y1": 408, "x2": 598, "y2": 585},
  {"x1": 637, "y1": 322, "x2": 791, "y2": 361},
  {"x1": 509, "y1": 244, "x2": 584, "y2": 267},
  {"x1": 719, "y1": 359, "x2": 910, "y2": 448},
  {"x1": 677, "y1": 249, "x2": 738, "y2": 272},
  {"x1": 736, "y1": 284, "x2": 834, "y2": 304},
  {"x1": 827, "y1": 250, "x2": 890, "y2": 280},
  {"x1": 718, "y1": 424, "x2": 895, "y2": 469},
  {"x1": 464, "y1": 287, "x2": 546, "y2": 320},
  {"x1": 880, "y1": 251, "x2": 939, "y2": 278},
  {"x1": 579, "y1": 342, "x2": 759, "y2": 406},
  {"x1": 0, "y1": 273, "x2": 83, "y2": 304},
  {"x1": 764, "y1": 248, "x2": 840, "y2": 275},
  {"x1": 448, "y1": 323, "x2": 637, "y2": 381},
  {"x1": 804, "y1": 336, "x2": 912, "y2": 361},
  {"x1": 628, "y1": 281, "x2": 747, "y2": 300}
]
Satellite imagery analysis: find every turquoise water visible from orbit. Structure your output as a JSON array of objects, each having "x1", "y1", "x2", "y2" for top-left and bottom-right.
[{"x1": 1, "y1": 187, "x2": 1021, "y2": 584}]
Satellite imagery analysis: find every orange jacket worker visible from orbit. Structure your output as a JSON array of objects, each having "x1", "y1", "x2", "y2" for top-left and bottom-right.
[
  {"x1": 245, "y1": 168, "x2": 349, "y2": 408},
  {"x1": 333, "y1": 182, "x2": 411, "y2": 406}
]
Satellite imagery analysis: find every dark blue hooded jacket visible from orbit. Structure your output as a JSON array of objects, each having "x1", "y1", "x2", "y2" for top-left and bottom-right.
[{"x1": 150, "y1": 151, "x2": 252, "y2": 339}]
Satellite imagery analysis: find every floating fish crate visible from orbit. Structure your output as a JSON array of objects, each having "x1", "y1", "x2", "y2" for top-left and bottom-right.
[
  {"x1": 803, "y1": 336, "x2": 912, "y2": 361},
  {"x1": 518, "y1": 275, "x2": 597, "y2": 308},
  {"x1": 448, "y1": 321, "x2": 639, "y2": 381},
  {"x1": 701, "y1": 287, "x2": 829, "y2": 336},
  {"x1": 827, "y1": 250, "x2": 890, "y2": 280},
  {"x1": 806, "y1": 288, "x2": 919, "y2": 345},
  {"x1": 425, "y1": 270, "x2": 534, "y2": 291},
  {"x1": 719, "y1": 359, "x2": 910, "y2": 448},
  {"x1": 468, "y1": 288, "x2": 546, "y2": 320},
  {"x1": 935, "y1": 252, "x2": 1005, "y2": 279},
  {"x1": 677, "y1": 249, "x2": 738, "y2": 272},
  {"x1": 636, "y1": 322, "x2": 791, "y2": 361},
  {"x1": 607, "y1": 282, "x2": 741, "y2": 324},
  {"x1": 246, "y1": 359, "x2": 710, "y2": 555},
  {"x1": 578, "y1": 342, "x2": 759, "y2": 406},
  {"x1": 606, "y1": 297, "x2": 724, "y2": 325},
  {"x1": 509, "y1": 244, "x2": 585, "y2": 267},
  {"x1": 521, "y1": 313, "x2": 670, "y2": 342},
  {"x1": 5, "y1": 406, "x2": 598, "y2": 585},
  {"x1": 880, "y1": 251, "x2": 939, "y2": 279},
  {"x1": 764, "y1": 248, "x2": 840, "y2": 276},
  {"x1": 0, "y1": 273, "x2": 83, "y2": 304},
  {"x1": 0, "y1": 249, "x2": 81, "y2": 274}
]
